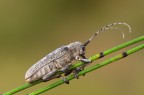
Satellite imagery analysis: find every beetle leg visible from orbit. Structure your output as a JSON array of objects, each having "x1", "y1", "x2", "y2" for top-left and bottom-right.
[
  {"x1": 72, "y1": 67, "x2": 81, "y2": 79},
  {"x1": 61, "y1": 63, "x2": 81, "y2": 80},
  {"x1": 75, "y1": 55, "x2": 92, "y2": 76},
  {"x1": 72, "y1": 66, "x2": 87, "y2": 79},
  {"x1": 80, "y1": 58, "x2": 91, "y2": 63},
  {"x1": 81, "y1": 55, "x2": 92, "y2": 63},
  {"x1": 75, "y1": 55, "x2": 91, "y2": 70},
  {"x1": 43, "y1": 74, "x2": 61, "y2": 81},
  {"x1": 60, "y1": 63, "x2": 72, "y2": 73},
  {"x1": 61, "y1": 76, "x2": 69, "y2": 84},
  {"x1": 42, "y1": 69, "x2": 57, "y2": 82},
  {"x1": 75, "y1": 55, "x2": 91, "y2": 63},
  {"x1": 64, "y1": 67, "x2": 83, "y2": 79},
  {"x1": 64, "y1": 70, "x2": 73, "y2": 76}
]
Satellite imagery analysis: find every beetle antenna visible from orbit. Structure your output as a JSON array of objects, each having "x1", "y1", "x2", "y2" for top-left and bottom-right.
[{"x1": 83, "y1": 22, "x2": 131, "y2": 46}]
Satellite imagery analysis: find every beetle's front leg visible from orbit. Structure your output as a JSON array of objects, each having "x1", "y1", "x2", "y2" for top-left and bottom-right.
[
  {"x1": 75, "y1": 55, "x2": 92, "y2": 76},
  {"x1": 75, "y1": 55, "x2": 91, "y2": 64},
  {"x1": 80, "y1": 55, "x2": 92, "y2": 63}
]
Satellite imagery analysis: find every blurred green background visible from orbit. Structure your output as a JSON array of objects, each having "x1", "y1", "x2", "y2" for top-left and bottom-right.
[{"x1": 0, "y1": 0, "x2": 143, "y2": 95}]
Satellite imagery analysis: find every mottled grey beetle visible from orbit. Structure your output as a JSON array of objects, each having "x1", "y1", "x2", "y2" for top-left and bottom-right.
[{"x1": 25, "y1": 22, "x2": 131, "y2": 83}]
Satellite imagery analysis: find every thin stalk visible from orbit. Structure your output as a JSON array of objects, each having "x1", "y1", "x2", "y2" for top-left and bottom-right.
[
  {"x1": 71, "y1": 36, "x2": 144, "y2": 69},
  {"x1": 2, "y1": 36, "x2": 144, "y2": 95},
  {"x1": 28, "y1": 43, "x2": 144, "y2": 95}
]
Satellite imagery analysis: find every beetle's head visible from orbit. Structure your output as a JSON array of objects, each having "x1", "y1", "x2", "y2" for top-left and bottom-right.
[{"x1": 68, "y1": 42, "x2": 86, "y2": 57}]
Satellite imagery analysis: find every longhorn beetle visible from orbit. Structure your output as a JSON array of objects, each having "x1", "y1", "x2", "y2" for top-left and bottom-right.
[{"x1": 25, "y1": 22, "x2": 131, "y2": 83}]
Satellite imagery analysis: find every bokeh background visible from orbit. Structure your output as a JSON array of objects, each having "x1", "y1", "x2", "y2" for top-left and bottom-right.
[{"x1": 0, "y1": 0, "x2": 143, "y2": 95}]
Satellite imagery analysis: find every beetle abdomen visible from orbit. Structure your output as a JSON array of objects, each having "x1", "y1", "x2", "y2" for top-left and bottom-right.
[{"x1": 26, "y1": 63, "x2": 53, "y2": 83}]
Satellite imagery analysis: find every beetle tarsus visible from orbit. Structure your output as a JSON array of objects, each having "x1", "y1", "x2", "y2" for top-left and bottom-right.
[
  {"x1": 73, "y1": 68, "x2": 81, "y2": 79},
  {"x1": 99, "y1": 52, "x2": 104, "y2": 58},
  {"x1": 61, "y1": 76, "x2": 69, "y2": 84}
]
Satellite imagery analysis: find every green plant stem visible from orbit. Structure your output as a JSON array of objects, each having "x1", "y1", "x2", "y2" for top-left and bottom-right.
[
  {"x1": 28, "y1": 43, "x2": 144, "y2": 95},
  {"x1": 29, "y1": 43, "x2": 144, "y2": 95},
  {"x1": 71, "y1": 36, "x2": 144, "y2": 69},
  {"x1": 2, "y1": 36, "x2": 144, "y2": 95}
]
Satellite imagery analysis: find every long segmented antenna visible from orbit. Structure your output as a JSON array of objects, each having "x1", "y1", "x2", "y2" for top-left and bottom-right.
[{"x1": 83, "y1": 22, "x2": 131, "y2": 46}]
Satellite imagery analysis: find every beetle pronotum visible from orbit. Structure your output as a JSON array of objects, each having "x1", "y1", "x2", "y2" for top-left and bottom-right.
[{"x1": 25, "y1": 22, "x2": 131, "y2": 83}]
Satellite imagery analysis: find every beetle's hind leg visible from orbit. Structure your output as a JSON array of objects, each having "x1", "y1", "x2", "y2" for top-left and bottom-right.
[
  {"x1": 42, "y1": 69, "x2": 58, "y2": 82},
  {"x1": 42, "y1": 72, "x2": 69, "y2": 84}
]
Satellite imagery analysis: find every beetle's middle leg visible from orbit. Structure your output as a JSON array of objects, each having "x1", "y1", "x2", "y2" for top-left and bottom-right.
[{"x1": 59, "y1": 63, "x2": 72, "y2": 84}]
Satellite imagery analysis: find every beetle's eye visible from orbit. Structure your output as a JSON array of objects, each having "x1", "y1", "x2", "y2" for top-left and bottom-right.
[{"x1": 81, "y1": 46, "x2": 85, "y2": 51}]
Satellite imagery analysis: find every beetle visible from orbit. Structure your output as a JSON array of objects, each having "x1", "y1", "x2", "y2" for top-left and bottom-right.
[{"x1": 25, "y1": 22, "x2": 131, "y2": 83}]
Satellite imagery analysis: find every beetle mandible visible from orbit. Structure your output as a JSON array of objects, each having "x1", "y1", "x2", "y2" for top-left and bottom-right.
[{"x1": 25, "y1": 22, "x2": 131, "y2": 83}]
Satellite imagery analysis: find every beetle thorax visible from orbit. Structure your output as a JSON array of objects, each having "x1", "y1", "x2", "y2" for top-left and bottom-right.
[{"x1": 68, "y1": 41, "x2": 83, "y2": 57}]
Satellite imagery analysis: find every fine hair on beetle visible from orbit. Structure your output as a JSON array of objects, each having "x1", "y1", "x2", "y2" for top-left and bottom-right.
[{"x1": 25, "y1": 22, "x2": 131, "y2": 83}]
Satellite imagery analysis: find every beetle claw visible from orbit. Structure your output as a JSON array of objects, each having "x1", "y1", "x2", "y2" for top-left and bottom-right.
[
  {"x1": 73, "y1": 67, "x2": 84, "y2": 79},
  {"x1": 74, "y1": 66, "x2": 86, "y2": 77},
  {"x1": 61, "y1": 76, "x2": 69, "y2": 84}
]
